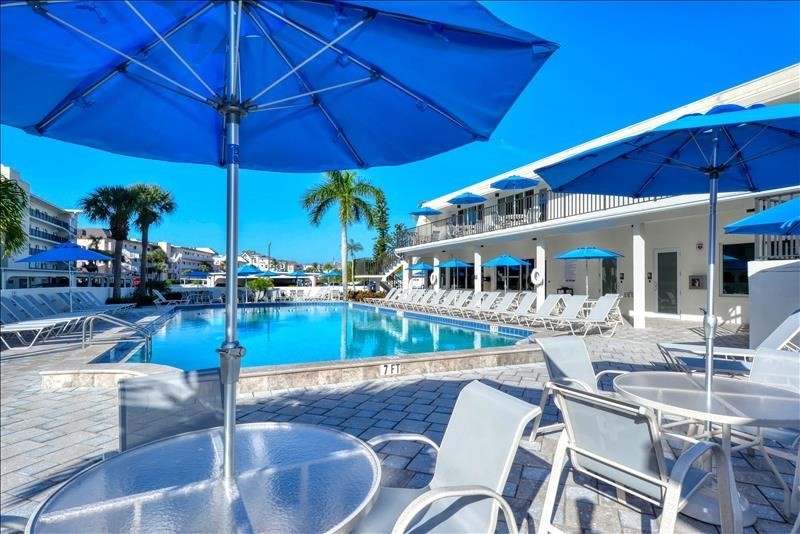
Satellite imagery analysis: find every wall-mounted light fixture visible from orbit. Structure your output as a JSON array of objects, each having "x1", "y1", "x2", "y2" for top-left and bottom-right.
[{"x1": 647, "y1": 272, "x2": 653, "y2": 282}]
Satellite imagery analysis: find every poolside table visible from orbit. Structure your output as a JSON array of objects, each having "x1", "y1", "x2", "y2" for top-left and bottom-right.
[
  {"x1": 614, "y1": 371, "x2": 800, "y2": 528},
  {"x1": 28, "y1": 423, "x2": 381, "y2": 533}
]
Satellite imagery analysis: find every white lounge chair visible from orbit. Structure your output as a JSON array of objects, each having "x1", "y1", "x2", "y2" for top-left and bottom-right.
[
  {"x1": 497, "y1": 292, "x2": 537, "y2": 324},
  {"x1": 516, "y1": 294, "x2": 563, "y2": 327},
  {"x1": 537, "y1": 383, "x2": 740, "y2": 534},
  {"x1": 561, "y1": 293, "x2": 622, "y2": 336},
  {"x1": 544, "y1": 294, "x2": 588, "y2": 330},
  {"x1": 455, "y1": 291, "x2": 499, "y2": 318},
  {"x1": 422, "y1": 290, "x2": 459, "y2": 313},
  {"x1": 479, "y1": 291, "x2": 518, "y2": 322},
  {"x1": 152, "y1": 289, "x2": 190, "y2": 307},
  {"x1": 354, "y1": 381, "x2": 541, "y2": 534},
  {"x1": 433, "y1": 290, "x2": 472, "y2": 316}
]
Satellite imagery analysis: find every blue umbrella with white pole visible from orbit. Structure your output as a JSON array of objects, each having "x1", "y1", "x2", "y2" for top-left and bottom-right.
[
  {"x1": 236, "y1": 264, "x2": 262, "y2": 277},
  {"x1": 483, "y1": 254, "x2": 530, "y2": 290},
  {"x1": 536, "y1": 102, "x2": 800, "y2": 413},
  {"x1": 1, "y1": 0, "x2": 557, "y2": 485},
  {"x1": 725, "y1": 196, "x2": 800, "y2": 236},
  {"x1": 448, "y1": 192, "x2": 486, "y2": 205},
  {"x1": 17, "y1": 242, "x2": 112, "y2": 312},
  {"x1": 439, "y1": 258, "x2": 472, "y2": 289},
  {"x1": 490, "y1": 176, "x2": 540, "y2": 190},
  {"x1": 554, "y1": 246, "x2": 623, "y2": 296},
  {"x1": 410, "y1": 207, "x2": 442, "y2": 217}
]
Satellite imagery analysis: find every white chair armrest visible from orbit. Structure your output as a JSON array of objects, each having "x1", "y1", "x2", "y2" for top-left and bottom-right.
[
  {"x1": 391, "y1": 484, "x2": 519, "y2": 534},
  {"x1": 367, "y1": 433, "x2": 440, "y2": 453},
  {"x1": 595, "y1": 369, "x2": 627, "y2": 380}
]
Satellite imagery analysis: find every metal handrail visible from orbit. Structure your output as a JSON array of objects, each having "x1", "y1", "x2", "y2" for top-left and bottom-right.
[{"x1": 82, "y1": 314, "x2": 152, "y2": 349}]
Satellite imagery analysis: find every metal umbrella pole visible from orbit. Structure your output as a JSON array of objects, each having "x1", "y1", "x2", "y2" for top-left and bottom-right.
[
  {"x1": 217, "y1": 0, "x2": 245, "y2": 481},
  {"x1": 703, "y1": 128, "x2": 721, "y2": 412}
]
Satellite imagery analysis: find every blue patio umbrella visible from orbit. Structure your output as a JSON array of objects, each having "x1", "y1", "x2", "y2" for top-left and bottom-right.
[
  {"x1": 183, "y1": 270, "x2": 209, "y2": 278},
  {"x1": 236, "y1": 264, "x2": 262, "y2": 277},
  {"x1": 406, "y1": 262, "x2": 434, "y2": 271},
  {"x1": 536, "y1": 102, "x2": 800, "y2": 403},
  {"x1": 725, "y1": 197, "x2": 800, "y2": 236},
  {"x1": 18, "y1": 242, "x2": 112, "y2": 311},
  {"x1": 448, "y1": 192, "x2": 486, "y2": 205},
  {"x1": 1, "y1": 1, "x2": 557, "y2": 482},
  {"x1": 410, "y1": 207, "x2": 443, "y2": 217},
  {"x1": 257, "y1": 270, "x2": 280, "y2": 277},
  {"x1": 320, "y1": 270, "x2": 342, "y2": 277},
  {"x1": 490, "y1": 176, "x2": 540, "y2": 190},
  {"x1": 483, "y1": 254, "x2": 530, "y2": 290},
  {"x1": 555, "y1": 246, "x2": 623, "y2": 296},
  {"x1": 439, "y1": 258, "x2": 472, "y2": 289}
]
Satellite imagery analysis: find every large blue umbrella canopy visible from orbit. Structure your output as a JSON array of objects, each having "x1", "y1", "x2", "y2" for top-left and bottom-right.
[
  {"x1": 555, "y1": 247, "x2": 623, "y2": 295},
  {"x1": 439, "y1": 258, "x2": 473, "y2": 268},
  {"x1": 18, "y1": 242, "x2": 112, "y2": 311},
  {"x1": 482, "y1": 254, "x2": 530, "y2": 267},
  {"x1": 406, "y1": 262, "x2": 434, "y2": 271},
  {"x1": 448, "y1": 192, "x2": 486, "y2": 205},
  {"x1": 236, "y1": 264, "x2": 262, "y2": 276},
  {"x1": 490, "y1": 176, "x2": 540, "y2": 190},
  {"x1": 536, "y1": 103, "x2": 800, "y2": 400},
  {"x1": 410, "y1": 207, "x2": 442, "y2": 217},
  {"x1": 0, "y1": 0, "x2": 557, "y2": 484},
  {"x1": 257, "y1": 269, "x2": 280, "y2": 277},
  {"x1": 183, "y1": 270, "x2": 209, "y2": 278},
  {"x1": 320, "y1": 270, "x2": 342, "y2": 277},
  {"x1": 725, "y1": 197, "x2": 800, "y2": 236}
]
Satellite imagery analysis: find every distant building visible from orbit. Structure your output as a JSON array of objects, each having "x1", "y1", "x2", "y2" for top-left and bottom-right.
[
  {"x1": 1, "y1": 164, "x2": 79, "y2": 289},
  {"x1": 157, "y1": 242, "x2": 215, "y2": 279},
  {"x1": 76, "y1": 228, "x2": 142, "y2": 276}
]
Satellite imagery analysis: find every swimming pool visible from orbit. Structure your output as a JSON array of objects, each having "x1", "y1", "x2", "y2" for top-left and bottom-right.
[{"x1": 121, "y1": 304, "x2": 519, "y2": 371}]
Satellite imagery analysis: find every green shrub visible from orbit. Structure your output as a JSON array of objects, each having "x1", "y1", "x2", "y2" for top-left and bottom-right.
[
  {"x1": 246, "y1": 278, "x2": 274, "y2": 291},
  {"x1": 348, "y1": 290, "x2": 384, "y2": 302}
]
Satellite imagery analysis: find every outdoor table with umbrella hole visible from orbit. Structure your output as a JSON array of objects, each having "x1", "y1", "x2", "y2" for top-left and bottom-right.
[{"x1": 1, "y1": 1, "x2": 557, "y2": 529}]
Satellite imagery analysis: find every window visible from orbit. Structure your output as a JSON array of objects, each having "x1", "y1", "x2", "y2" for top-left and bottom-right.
[{"x1": 721, "y1": 243, "x2": 754, "y2": 295}]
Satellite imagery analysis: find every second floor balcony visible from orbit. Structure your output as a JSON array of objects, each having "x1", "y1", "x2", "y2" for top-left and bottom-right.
[
  {"x1": 399, "y1": 191, "x2": 660, "y2": 248},
  {"x1": 29, "y1": 227, "x2": 69, "y2": 244},
  {"x1": 29, "y1": 208, "x2": 74, "y2": 233}
]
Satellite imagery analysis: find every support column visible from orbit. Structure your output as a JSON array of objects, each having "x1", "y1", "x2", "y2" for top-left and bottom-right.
[
  {"x1": 536, "y1": 241, "x2": 546, "y2": 311},
  {"x1": 432, "y1": 257, "x2": 441, "y2": 291},
  {"x1": 632, "y1": 223, "x2": 646, "y2": 329},
  {"x1": 401, "y1": 260, "x2": 410, "y2": 290},
  {"x1": 473, "y1": 250, "x2": 482, "y2": 294}
]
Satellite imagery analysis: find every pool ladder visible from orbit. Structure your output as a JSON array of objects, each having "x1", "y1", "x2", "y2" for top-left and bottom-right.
[{"x1": 81, "y1": 314, "x2": 153, "y2": 356}]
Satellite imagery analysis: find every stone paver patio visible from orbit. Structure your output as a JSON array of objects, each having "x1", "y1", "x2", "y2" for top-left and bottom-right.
[{"x1": 1, "y1": 314, "x2": 796, "y2": 533}]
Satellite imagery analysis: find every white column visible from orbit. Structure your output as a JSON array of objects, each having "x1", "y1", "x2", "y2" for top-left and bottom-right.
[
  {"x1": 632, "y1": 223, "x2": 646, "y2": 329},
  {"x1": 401, "y1": 259, "x2": 410, "y2": 290},
  {"x1": 432, "y1": 257, "x2": 441, "y2": 291},
  {"x1": 473, "y1": 250, "x2": 482, "y2": 294},
  {"x1": 536, "y1": 241, "x2": 546, "y2": 310}
]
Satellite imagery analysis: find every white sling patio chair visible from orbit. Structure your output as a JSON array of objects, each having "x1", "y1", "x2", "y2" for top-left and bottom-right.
[
  {"x1": 391, "y1": 289, "x2": 422, "y2": 309},
  {"x1": 152, "y1": 289, "x2": 190, "y2": 307},
  {"x1": 354, "y1": 380, "x2": 541, "y2": 534},
  {"x1": 410, "y1": 290, "x2": 439, "y2": 311},
  {"x1": 543, "y1": 294, "x2": 588, "y2": 330},
  {"x1": 561, "y1": 293, "x2": 622, "y2": 337},
  {"x1": 497, "y1": 292, "x2": 537, "y2": 325},
  {"x1": 423, "y1": 290, "x2": 459, "y2": 314},
  {"x1": 457, "y1": 291, "x2": 500, "y2": 319},
  {"x1": 435, "y1": 290, "x2": 472, "y2": 316},
  {"x1": 365, "y1": 287, "x2": 397, "y2": 305},
  {"x1": 517, "y1": 294, "x2": 563, "y2": 327},
  {"x1": 538, "y1": 383, "x2": 740, "y2": 534},
  {"x1": 658, "y1": 308, "x2": 800, "y2": 373},
  {"x1": 0, "y1": 318, "x2": 69, "y2": 349},
  {"x1": 419, "y1": 290, "x2": 454, "y2": 313},
  {"x1": 480, "y1": 291, "x2": 518, "y2": 322}
]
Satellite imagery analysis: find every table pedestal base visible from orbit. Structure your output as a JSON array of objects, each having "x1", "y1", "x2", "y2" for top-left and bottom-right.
[{"x1": 681, "y1": 486, "x2": 756, "y2": 528}]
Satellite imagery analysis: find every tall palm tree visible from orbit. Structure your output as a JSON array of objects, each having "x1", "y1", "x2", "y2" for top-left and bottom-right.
[
  {"x1": 347, "y1": 239, "x2": 363, "y2": 291},
  {"x1": 0, "y1": 178, "x2": 28, "y2": 257},
  {"x1": 80, "y1": 186, "x2": 137, "y2": 299},
  {"x1": 131, "y1": 184, "x2": 176, "y2": 298},
  {"x1": 301, "y1": 170, "x2": 381, "y2": 300}
]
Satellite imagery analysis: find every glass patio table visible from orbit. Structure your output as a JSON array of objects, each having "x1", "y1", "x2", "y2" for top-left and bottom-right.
[
  {"x1": 614, "y1": 371, "x2": 800, "y2": 528},
  {"x1": 28, "y1": 423, "x2": 381, "y2": 533}
]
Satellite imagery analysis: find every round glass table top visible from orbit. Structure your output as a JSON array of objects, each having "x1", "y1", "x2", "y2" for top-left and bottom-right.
[
  {"x1": 614, "y1": 372, "x2": 800, "y2": 427},
  {"x1": 29, "y1": 423, "x2": 381, "y2": 533}
]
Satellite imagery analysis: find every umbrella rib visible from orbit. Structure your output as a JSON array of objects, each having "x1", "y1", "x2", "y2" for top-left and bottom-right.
[
  {"x1": 719, "y1": 126, "x2": 758, "y2": 191},
  {"x1": 243, "y1": 5, "x2": 367, "y2": 167},
  {"x1": 33, "y1": 1, "x2": 217, "y2": 133},
  {"x1": 123, "y1": 1, "x2": 219, "y2": 100},
  {"x1": 248, "y1": 2, "x2": 483, "y2": 139},
  {"x1": 687, "y1": 130, "x2": 713, "y2": 168},
  {"x1": 250, "y1": 77, "x2": 373, "y2": 110},
  {"x1": 632, "y1": 135, "x2": 696, "y2": 197},
  {"x1": 243, "y1": 15, "x2": 371, "y2": 106}
]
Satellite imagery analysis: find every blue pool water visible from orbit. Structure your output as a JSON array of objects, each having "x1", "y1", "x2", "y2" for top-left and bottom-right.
[{"x1": 124, "y1": 305, "x2": 517, "y2": 370}]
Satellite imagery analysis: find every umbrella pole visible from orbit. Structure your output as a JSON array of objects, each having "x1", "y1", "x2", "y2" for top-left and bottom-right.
[
  {"x1": 585, "y1": 259, "x2": 589, "y2": 296},
  {"x1": 218, "y1": 0, "x2": 245, "y2": 482},
  {"x1": 703, "y1": 131, "x2": 721, "y2": 411},
  {"x1": 69, "y1": 262, "x2": 74, "y2": 312}
]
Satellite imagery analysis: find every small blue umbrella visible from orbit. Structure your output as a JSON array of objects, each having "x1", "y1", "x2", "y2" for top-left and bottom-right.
[
  {"x1": 406, "y1": 262, "x2": 434, "y2": 271},
  {"x1": 490, "y1": 176, "x2": 540, "y2": 190},
  {"x1": 725, "y1": 197, "x2": 800, "y2": 236},
  {"x1": 410, "y1": 207, "x2": 443, "y2": 217},
  {"x1": 555, "y1": 246, "x2": 623, "y2": 295},
  {"x1": 448, "y1": 192, "x2": 486, "y2": 205},
  {"x1": 183, "y1": 270, "x2": 209, "y2": 278},
  {"x1": 439, "y1": 258, "x2": 472, "y2": 289},
  {"x1": 483, "y1": 254, "x2": 530, "y2": 291},
  {"x1": 257, "y1": 270, "x2": 280, "y2": 277},
  {"x1": 536, "y1": 102, "x2": 800, "y2": 400},
  {"x1": 18, "y1": 242, "x2": 112, "y2": 311},
  {"x1": 236, "y1": 264, "x2": 262, "y2": 277},
  {"x1": 320, "y1": 271, "x2": 342, "y2": 278}
]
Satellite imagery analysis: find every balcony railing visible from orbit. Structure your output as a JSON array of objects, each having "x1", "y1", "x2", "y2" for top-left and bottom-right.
[
  {"x1": 755, "y1": 193, "x2": 800, "y2": 260},
  {"x1": 399, "y1": 191, "x2": 661, "y2": 248},
  {"x1": 29, "y1": 208, "x2": 73, "y2": 232},
  {"x1": 29, "y1": 227, "x2": 69, "y2": 243}
]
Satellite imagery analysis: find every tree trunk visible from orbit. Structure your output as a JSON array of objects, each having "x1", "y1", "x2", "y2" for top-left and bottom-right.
[
  {"x1": 138, "y1": 225, "x2": 149, "y2": 299},
  {"x1": 113, "y1": 239, "x2": 123, "y2": 300},
  {"x1": 341, "y1": 224, "x2": 348, "y2": 301}
]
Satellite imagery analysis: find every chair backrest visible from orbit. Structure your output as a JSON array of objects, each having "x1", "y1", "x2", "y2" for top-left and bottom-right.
[
  {"x1": 449, "y1": 291, "x2": 472, "y2": 309},
  {"x1": 478, "y1": 291, "x2": 501, "y2": 311},
  {"x1": 438, "y1": 291, "x2": 459, "y2": 308},
  {"x1": 536, "y1": 336, "x2": 598, "y2": 393},
  {"x1": 748, "y1": 348, "x2": 800, "y2": 393},
  {"x1": 584, "y1": 294, "x2": 620, "y2": 322},
  {"x1": 757, "y1": 308, "x2": 800, "y2": 350},
  {"x1": 493, "y1": 292, "x2": 518, "y2": 312},
  {"x1": 118, "y1": 368, "x2": 224, "y2": 451},
  {"x1": 383, "y1": 288, "x2": 398, "y2": 301},
  {"x1": 551, "y1": 384, "x2": 668, "y2": 503},
  {"x1": 556, "y1": 294, "x2": 588, "y2": 319},
  {"x1": 535, "y1": 294, "x2": 563, "y2": 316},
  {"x1": 19, "y1": 295, "x2": 53, "y2": 318},
  {"x1": 151, "y1": 289, "x2": 169, "y2": 302},
  {"x1": 426, "y1": 381, "x2": 539, "y2": 532},
  {"x1": 465, "y1": 291, "x2": 486, "y2": 309},
  {"x1": 513, "y1": 292, "x2": 538, "y2": 315},
  {"x1": 1, "y1": 296, "x2": 34, "y2": 321},
  {"x1": 0, "y1": 297, "x2": 24, "y2": 323}
]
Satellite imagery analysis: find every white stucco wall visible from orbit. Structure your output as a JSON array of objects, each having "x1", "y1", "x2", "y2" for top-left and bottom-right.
[{"x1": 747, "y1": 260, "x2": 800, "y2": 348}]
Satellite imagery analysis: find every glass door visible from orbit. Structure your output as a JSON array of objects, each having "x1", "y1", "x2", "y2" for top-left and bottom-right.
[
  {"x1": 601, "y1": 258, "x2": 617, "y2": 295},
  {"x1": 656, "y1": 251, "x2": 679, "y2": 314}
]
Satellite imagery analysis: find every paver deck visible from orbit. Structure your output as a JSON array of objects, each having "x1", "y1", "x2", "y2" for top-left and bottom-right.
[{"x1": 1, "y1": 314, "x2": 795, "y2": 533}]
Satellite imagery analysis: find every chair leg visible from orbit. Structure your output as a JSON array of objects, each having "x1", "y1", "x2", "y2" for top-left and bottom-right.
[
  {"x1": 756, "y1": 442, "x2": 794, "y2": 519},
  {"x1": 538, "y1": 431, "x2": 569, "y2": 534}
]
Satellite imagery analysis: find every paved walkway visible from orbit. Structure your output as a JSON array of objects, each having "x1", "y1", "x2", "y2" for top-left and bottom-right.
[{"x1": 1, "y1": 317, "x2": 795, "y2": 533}]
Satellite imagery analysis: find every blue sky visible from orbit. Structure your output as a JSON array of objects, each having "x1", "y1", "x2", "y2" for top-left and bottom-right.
[{"x1": 1, "y1": 1, "x2": 798, "y2": 263}]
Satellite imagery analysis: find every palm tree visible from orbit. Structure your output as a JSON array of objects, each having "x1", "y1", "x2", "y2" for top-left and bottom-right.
[
  {"x1": 131, "y1": 184, "x2": 176, "y2": 298},
  {"x1": 301, "y1": 170, "x2": 381, "y2": 300},
  {"x1": 347, "y1": 239, "x2": 363, "y2": 291},
  {"x1": 80, "y1": 186, "x2": 137, "y2": 299},
  {"x1": 0, "y1": 178, "x2": 28, "y2": 257}
]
